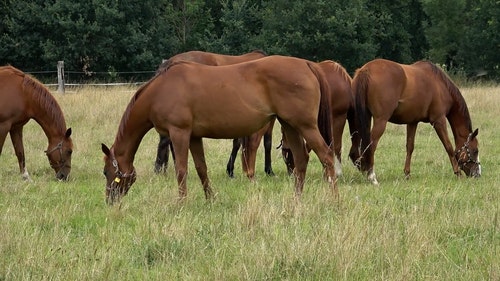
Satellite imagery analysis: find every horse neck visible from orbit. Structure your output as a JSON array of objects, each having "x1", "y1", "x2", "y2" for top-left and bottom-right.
[
  {"x1": 446, "y1": 100, "x2": 473, "y2": 148},
  {"x1": 430, "y1": 62, "x2": 473, "y2": 148},
  {"x1": 112, "y1": 102, "x2": 154, "y2": 171}
]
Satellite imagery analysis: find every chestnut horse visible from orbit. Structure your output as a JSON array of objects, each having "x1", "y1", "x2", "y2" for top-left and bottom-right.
[
  {"x1": 0, "y1": 65, "x2": 73, "y2": 181},
  {"x1": 154, "y1": 50, "x2": 276, "y2": 179},
  {"x1": 280, "y1": 60, "x2": 358, "y2": 176},
  {"x1": 101, "y1": 55, "x2": 337, "y2": 204},
  {"x1": 351, "y1": 59, "x2": 480, "y2": 184}
]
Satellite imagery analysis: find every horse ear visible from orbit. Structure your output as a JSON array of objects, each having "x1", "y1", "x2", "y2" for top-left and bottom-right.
[
  {"x1": 65, "y1": 128, "x2": 72, "y2": 138},
  {"x1": 471, "y1": 128, "x2": 479, "y2": 139},
  {"x1": 101, "y1": 143, "x2": 111, "y2": 156}
]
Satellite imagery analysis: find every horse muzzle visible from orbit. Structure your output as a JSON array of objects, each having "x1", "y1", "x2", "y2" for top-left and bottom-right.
[
  {"x1": 106, "y1": 184, "x2": 124, "y2": 205},
  {"x1": 56, "y1": 171, "x2": 69, "y2": 181}
]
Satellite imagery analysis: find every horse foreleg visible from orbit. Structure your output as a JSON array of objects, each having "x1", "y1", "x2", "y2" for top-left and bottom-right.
[
  {"x1": 0, "y1": 128, "x2": 13, "y2": 173},
  {"x1": 281, "y1": 124, "x2": 309, "y2": 197},
  {"x1": 432, "y1": 118, "x2": 461, "y2": 176},
  {"x1": 404, "y1": 123, "x2": 418, "y2": 179},
  {"x1": 263, "y1": 119, "x2": 275, "y2": 176},
  {"x1": 0, "y1": 128, "x2": 7, "y2": 155},
  {"x1": 154, "y1": 135, "x2": 170, "y2": 173},
  {"x1": 9, "y1": 127, "x2": 31, "y2": 181},
  {"x1": 189, "y1": 137, "x2": 213, "y2": 199},
  {"x1": 242, "y1": 133, "x2": 262, "y2": 181},
  {"x1": 170, "y1": 141, "x2": 176, "y2": 162},
  {"x1": 226, "y1": 138, "x2": 241, "y2": 178},
  {"x1": 170, "y1": 131, "x2": 191, "y2": 199}
]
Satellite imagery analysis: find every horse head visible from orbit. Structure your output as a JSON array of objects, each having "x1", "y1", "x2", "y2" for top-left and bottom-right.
[
  {"x1": 348, "y1": 132, "x2": 373, "y2": 173},
  {"x1": 45, "y1": 128, "x2": 73, "y2": 181},
  {"x1": 101, "y1": 143, "x2": 136, "y2": 205},
  {"x1": 455, "y1": 128, "x2": 481, "y2": 177},
  {"x1": 281, "y1": 147, "x2": 295, "y2": 176},
  {"x1": 348, "y1": 131, "x2": 363, "y2": 170},
  {"x1": 278, "y1": 135, "x2": 295, "y2": 175}
]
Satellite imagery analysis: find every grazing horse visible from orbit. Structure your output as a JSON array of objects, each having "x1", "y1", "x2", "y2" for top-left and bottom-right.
[
  {"x1": 280, "y1": 60, "x2": 358, "y2": 177},
  {"x1": 0, "y1": 65, "x2": 73, "y2": 181},
  {"x1": 101, "y1": 55, "x2": 337, "y2": 205},
  {"x1": 351, "y1": 58, "x2": 480, "y2": 184},
  {"x1": 154, "y1": 50, "x2": 275, "y2": 179}
]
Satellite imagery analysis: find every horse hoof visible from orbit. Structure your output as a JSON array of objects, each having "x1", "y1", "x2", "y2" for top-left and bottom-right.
[
  {"x1": 367, "y1": 171, "x2": 379, "y2": 185},
  {"x1": 266, "y1": 170, "x2": 275, "y2": 177},
  {"x1": 21, "y1": 171, "x2": 32, "y2": 182}
]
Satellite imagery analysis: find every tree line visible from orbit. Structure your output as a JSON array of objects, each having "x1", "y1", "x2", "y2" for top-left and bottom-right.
[{"x1": 1, "y1": 0, "x2": 498, "y2": 82}]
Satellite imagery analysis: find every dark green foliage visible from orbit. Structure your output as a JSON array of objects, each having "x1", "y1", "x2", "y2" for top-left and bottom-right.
[{"x1": 0, "y1": 0, "x2": 497, "y2": 81}]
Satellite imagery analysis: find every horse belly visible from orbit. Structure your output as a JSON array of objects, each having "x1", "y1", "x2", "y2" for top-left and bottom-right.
[
  {"x1": 191, "y1": 114, "x2": 271, "y2": 139},
  {"x1": 390, "y1": 101, "x2": 429, "y2": 124},
  {"x1": 189, "y1": 87, "x2": 272, "y2": 138}
]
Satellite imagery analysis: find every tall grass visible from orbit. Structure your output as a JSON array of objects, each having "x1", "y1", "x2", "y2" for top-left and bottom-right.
[{"x1": 0, "y1": 86, "x2": 498, "y2": 280}]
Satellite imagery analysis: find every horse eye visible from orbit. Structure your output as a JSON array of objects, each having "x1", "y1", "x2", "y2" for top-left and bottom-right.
[
  {"x1": 68, "y1": 150, "x2": 73, "y2": 155},
  {"x1": 103, "y1": 170, "x2": 107, "y2": 176}
]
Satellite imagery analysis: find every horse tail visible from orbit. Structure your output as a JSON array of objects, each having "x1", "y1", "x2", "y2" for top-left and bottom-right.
[
  {"x1": 346, "y1": 89, "x2": 357, "y2": 137},
  {"x1": 306, "y1": 61, "x2": 333, "y2": 147},
  {"x1": 352, "y1": 68, "x2": 372, "y2": 167}
]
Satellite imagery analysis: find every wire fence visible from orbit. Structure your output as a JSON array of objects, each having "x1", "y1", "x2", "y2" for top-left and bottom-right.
[{"x1": 26, "y1": 63, "x2": 157, "y2": 93}]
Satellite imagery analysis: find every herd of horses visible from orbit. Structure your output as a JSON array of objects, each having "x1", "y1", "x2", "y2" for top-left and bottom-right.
[{"x1": 0, "y1": 50, "x2": 481, "y2": 205}]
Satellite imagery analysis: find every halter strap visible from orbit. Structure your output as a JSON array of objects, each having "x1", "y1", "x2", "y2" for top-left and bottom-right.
[
  {"x1": 455, "y1": 132, "x2": 480, "y2": 168},
  {"x1": 45, "y1": 140, "x2": 67, "y2": 169},
  {"x1": 111, "y1": 158, "x2": 136, "y2": 181},
  {"x1": 45, "y1": 140, "x2": 63, "y2": 155}
]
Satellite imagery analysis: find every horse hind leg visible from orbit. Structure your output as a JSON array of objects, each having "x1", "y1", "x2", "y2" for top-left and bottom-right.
[
  {"x1": 154, "y1": 135, "x2": 170, "y2": 173},
  {"x1": 263, "y1": 119, "x2": 275, "y2": 176},
  {"x1": 226, "y1": 138, "x2": 241, "y2": 178},
  {"x1": 9, "y1": 127, "x2": 31, "y2": 181},
  {"x1": 297, "y1": 126, "x2": 338, "y2": 197},
  {"x1": 365, "y1": 117, "x2": 389, "y2": 185}
]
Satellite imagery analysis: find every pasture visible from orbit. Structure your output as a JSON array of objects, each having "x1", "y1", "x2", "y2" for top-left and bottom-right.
[{"x1": 1, "y1": 85, "x2": 498, "y2": 280}]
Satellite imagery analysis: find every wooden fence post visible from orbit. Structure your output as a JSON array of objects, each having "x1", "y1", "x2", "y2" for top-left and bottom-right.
[{"x1": 57, "y1": 61, "x2": 65, "y2": 94}]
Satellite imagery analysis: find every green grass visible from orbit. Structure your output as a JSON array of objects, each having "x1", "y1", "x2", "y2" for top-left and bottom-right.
[{"x1": 0, "y1": 86, "x2": 498, "y2": 280}]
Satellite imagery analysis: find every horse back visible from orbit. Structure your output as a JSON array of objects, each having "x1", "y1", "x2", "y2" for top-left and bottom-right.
[
  {"x1": 159, "y1": 50, "x2": 267, "y2": 71},
  {"x1": 156, "y1": 55, "x2": 321, "y2": 107},
  {"x1": 0, "y1": 66, "x2": 29, "y2": 120}
]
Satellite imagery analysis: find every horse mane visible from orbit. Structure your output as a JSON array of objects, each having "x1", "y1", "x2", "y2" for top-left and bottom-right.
[
  {"x1": 21, "y1": 71, "x2": 67, "y2": 133},
  {"x1": 157, "y1": 59, "x2": 193, "y2": 74},
  {"x1": 116, "y1": 76, "x2": 155, "y2": 142},
  {"x1": 422, "y1": 61, "x2": 473, "y2": 131},
  {"x1": 249, "y1": 49, "x2": 268, "y2": 56},
  {"x1": 329, "y1": 60, "x2": 352, "y2": 84}
]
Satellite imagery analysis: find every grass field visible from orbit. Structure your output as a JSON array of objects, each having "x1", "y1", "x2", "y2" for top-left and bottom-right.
[{"x1": 1, "y1": 84, "x2": 498, "y2": 280}]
